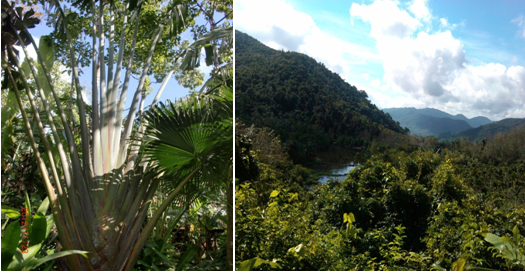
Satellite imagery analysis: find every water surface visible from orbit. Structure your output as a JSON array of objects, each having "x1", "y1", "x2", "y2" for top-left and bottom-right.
[{"x1": 309, "y1": 146, "x2": 360, "y2": 183}]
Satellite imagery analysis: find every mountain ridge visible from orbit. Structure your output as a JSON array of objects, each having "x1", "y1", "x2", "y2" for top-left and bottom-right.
[
  {"x1": 383, "y1": 107, "x2": 492, "y2": 136},
  {"x1": 439, "y1": 118, "x2": 525, "y2": 141}
]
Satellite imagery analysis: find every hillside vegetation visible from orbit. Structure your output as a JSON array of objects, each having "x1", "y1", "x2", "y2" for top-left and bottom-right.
[
  {"x1": 440, "y1": 118, "x2": 525, "y2": 141},
  {"x1": 236, "y1": 123, "x2": 525, "y2": 271},
  {"x1": 235, "y1": 31, "x2": 406, "y2": 162}
]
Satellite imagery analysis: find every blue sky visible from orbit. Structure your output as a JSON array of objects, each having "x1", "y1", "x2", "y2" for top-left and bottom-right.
[{"x1": 235, "y1": 0, "x2": 525, "y2": 121}]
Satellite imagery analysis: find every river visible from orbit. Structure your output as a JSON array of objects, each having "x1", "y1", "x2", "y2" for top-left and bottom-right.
[{"x1": 309, "y1": 146, "x2": 361, "y2": 183}]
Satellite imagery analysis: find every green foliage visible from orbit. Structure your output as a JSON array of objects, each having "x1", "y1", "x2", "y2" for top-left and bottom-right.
[
  {"x1": 2, "y1": 0, "x2": 233, "y2": 270},
  {"x1": 235, "y1": 30, "x2": 405, "y2": 163},
  {"x1": 1, "y1": 194, "x2": 88, "y2": 271},
  {"x1": 236, "y1": 123, "x2": 525, "y2": 270},
  {"x1": 485, "y1": 226, "x2": 525, "y2": 269},
  {"x1": 237, "y1": 256, "x2": 281, "y2": 271}
]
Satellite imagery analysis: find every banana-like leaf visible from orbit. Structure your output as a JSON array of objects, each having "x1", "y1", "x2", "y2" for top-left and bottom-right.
[
  {"x1": 1, "y1": 221, "x2": 21, "y2": 270},
  {"x1": 28, "y1": 213, "x2": 47, "y2": 246},
  {"x1": 180, "y1": 27, "x2": 232, "y2": 71}
]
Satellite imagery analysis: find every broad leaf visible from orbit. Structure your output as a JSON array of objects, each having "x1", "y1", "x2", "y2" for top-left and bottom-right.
[
  {"x1": 1, "y1": 206, "x2": 20, "y2": 219},
  {"x1": 29, "y1": 213, "x2": 47, "y2": 246},
  {"x1": 1, "y1": 221, "x2": 21, "y2": 270},
  {"x1": 238, "y1": 257, "x2": 266, "y2": 271},
  {"x1": 269, "y1": 190, "x2": 279, "y2": 198}
]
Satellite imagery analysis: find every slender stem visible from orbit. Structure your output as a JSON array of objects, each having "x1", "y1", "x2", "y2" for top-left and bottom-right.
[
  {"x1": 151, "y1": 68, "x2": 176, "y2": 106},
  {"x1": 59, "y1": 7, "x2": 94, "y2": 183},
  {"x1": 11, "y1": 37, "x2": 85, "y2": 248},
  {"x1": 59, "y1": 6, "x2": 106, "y2": 252},
  {"x1": 115, "y1": 8, "x2": 141, "y2": 167},
  {"x1": 109, "y1": 4, "x2": 130, "y2": 161},
  {"x1": 123, "y1": 165, "x2": 202, "y2": 270},
  {"x1": 5, "y1": 66, "x2": 84, "y2": 270},
  {"x1": 98, "y1": 2, "x2": 110, "y2": 175},
  {"x1": 119, "y1": 25, "x2": 163, "y2": 165},
  {"x1": 92, "y1": 1, "x2": 102, "y2": 177}
]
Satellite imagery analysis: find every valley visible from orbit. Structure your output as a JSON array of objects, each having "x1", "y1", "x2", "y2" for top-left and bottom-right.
[{"x1": 235, "y1": 30, "x2": 525, "y2": 271}]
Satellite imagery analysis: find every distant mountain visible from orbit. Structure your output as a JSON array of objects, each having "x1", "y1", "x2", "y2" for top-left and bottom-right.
[
  {"x1": 383, "y1": 107, "x2": 492, "y2": 136},
  {"x1": 468, "y1": 116, "x2": 493, "y2": 128},
  {"x1": 235, "y1": 30, "x2": 406, "y2": 162},
  {"x1": 440, "y1": 118, "x2": 525, "y2": 141}
]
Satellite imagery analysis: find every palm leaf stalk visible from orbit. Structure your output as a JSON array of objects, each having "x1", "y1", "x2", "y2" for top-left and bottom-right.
[{"x1": 1, "y1": 0, "x2": 232, "y2": 270}]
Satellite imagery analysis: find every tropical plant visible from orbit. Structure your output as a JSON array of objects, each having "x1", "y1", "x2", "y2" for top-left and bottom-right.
[
  {"x1": 484, "y1": 226, "x2": 525, "y2": 269},
  {"x1": 1, "y1": 0, "x2": 232, "y2": 270},
  {"x1": 1, "y1": 193, "x2": 88, "y2": 271}
]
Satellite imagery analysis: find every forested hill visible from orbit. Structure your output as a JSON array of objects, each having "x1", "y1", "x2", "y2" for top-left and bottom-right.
[
  {"x1": 235, "y1": 30, "x2": 406, "y2": 162},
  {"x1": 440, "y1": 118, "x2": 525, "y2": 141}
]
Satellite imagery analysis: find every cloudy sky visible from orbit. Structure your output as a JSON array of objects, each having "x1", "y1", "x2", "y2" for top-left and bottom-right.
[{"x1": 235, "y1": 0, "x2": 525, "y2": 121}]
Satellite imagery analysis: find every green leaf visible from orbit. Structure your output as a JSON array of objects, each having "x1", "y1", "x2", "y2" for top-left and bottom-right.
[
  {"x1": 238, "y1": 257, "x2": 266, "y2": 271},
  {"x1": 287, "y1": 243, "x2": 307, "y2": 259},
  {"x1": 204, "y1": 44, "x2": 214, "y2": 66},
  {"x1": 9, "y1": 244, "x2": 42, "y2": 271},
  {"x1": 348, "y1": 212, "x2": 355, "y2": 223},
  {"x1": 1, "y1": 205, "x2": 20, "y2": 219},
  {"x1": 149, "y1": 246, "x2": 174, "y2": 266},
  {"x1": 23, "y1": 9, "x2": 35, "y2": 21},
  {"x1": 45, "y1": 215, "x2": 54, "y2": 239},
  {"x1": 38, "y1": 36, "x2": 55, "y2": 72},
  {"x1": 269, "y1": 190, "x2": 279, "y2": 198},
  {"x1": 485, "y1": 233, "x2": 517, "y2": 261},
  {"x1": 32, "y1": 250, "x2": 89, "y2": 269},
  {"x1": 29, "y1": 213, "x2": 47, "y2": 246},
  {"x1": 485, "y1": 233, "x2": 501, "y2": 246},
  {"x1": 431, "y1": 262, "x2": 446, "y2": 271},
  {"x1": 175, "y1": 245, "x2": 199, "y2": 271},
  {"x1": 1, "y1": 221, "x2": 21, "y2": 270},
  {"x1": 452, "y1": 257, "x2": 465, "y2": 271},
  {"x1": 268, "y1": 261, "x2": 282, "y2": 269},
  {"x1": 268, "y1": 202, "x2": 278, "y2": 207},
  {"x1": 20, "y1": 58, "x2": 31, "y2": 77},
  {"x1": 295, "y1": 244, "x2": 306, "y2": 257},
  {"x1": 513, "y1": 225, "x2": 520, "y2": 243},
  {"x1": 36, "y1": 197, "x2": 49, "y2": 215}
]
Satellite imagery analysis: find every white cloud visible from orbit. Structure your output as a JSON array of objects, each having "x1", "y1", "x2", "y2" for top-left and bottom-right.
[
  {"x1": 351, "y1": 0, "x2": 419, "y2": 39},
  {"x1": 439, "y1": 18, "x2": 448, "y2": 27},
  {"x1": 409, "y1": 0, "x2": 431, "y2": 22},
  {"x1": 512, "y1": 15, "x2": 525, "y2": 40},
  {"x1": 351, "y1": 0, "x2": 525, "y2": 120},
  {"x1": 236, "y1": 0, "x2": 381, "y2": 85}
]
